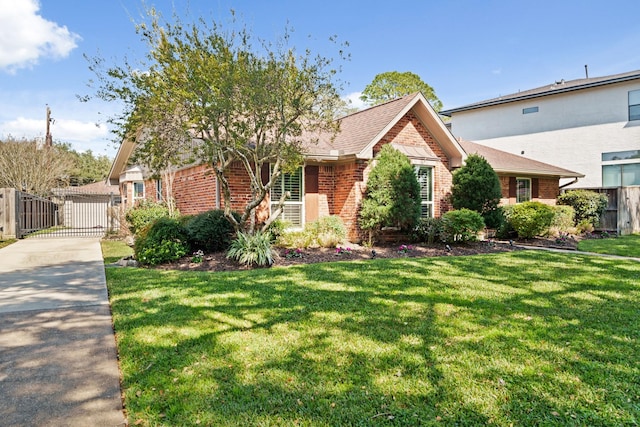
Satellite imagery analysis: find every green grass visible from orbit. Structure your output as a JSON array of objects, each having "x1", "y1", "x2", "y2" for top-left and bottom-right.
[
  {"x1": 106, "y1": 251, "x2": 640, "y2": 426},
  {"x1": 0, "y1": 239, "x2": 17, "y2": 249},
  {"x1": 101, "y1": 239, "x2": 133, "y2": 264},
  {"x1": 578, "y1": 234, "x2": 640, "y2": 258}
]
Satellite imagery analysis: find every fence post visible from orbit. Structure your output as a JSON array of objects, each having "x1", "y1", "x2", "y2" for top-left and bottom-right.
[{"x1": 0, "y1": 188, "x2": 19, "y2": 239}]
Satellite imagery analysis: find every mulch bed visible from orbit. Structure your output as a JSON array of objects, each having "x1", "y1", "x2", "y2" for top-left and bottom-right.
[
  {"x1": 148, "y1": 232, "x2": 585, "y2": 273},
  {"x1": 153, "y1": 236, "x2": 580, "y2": 273}
]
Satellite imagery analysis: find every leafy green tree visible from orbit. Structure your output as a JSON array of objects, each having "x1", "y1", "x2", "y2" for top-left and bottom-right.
[
  {"x1": 58, "y1": 143, "x2": 112, "y2": 185},
  {"x1": 360, "y1": 71, "x2": 443, "y2": 111},
  {"x1": 87, "y1": 9, "x2": 345, "y2": 234},
  {"x1": 359, "y1": 145, "x2": 421, "y2": 243},
  {"x1": 451, "y1": 154, "x2": 502, "y2": 228}
]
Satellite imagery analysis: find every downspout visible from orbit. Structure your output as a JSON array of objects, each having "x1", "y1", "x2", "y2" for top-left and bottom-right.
[{"x1": 559, "y1": 177, "x2": 579, "y2": 191}]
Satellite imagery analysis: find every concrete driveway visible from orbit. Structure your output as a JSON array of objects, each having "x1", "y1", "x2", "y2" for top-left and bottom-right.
[{"x1": 0, "y1": 238, "x2": 126, "y2": 426}]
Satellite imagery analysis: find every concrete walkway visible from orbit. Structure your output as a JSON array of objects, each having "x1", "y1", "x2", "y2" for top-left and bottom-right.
[
  {"x1": 0, "y1": 238, "x2": 126, "y2": 426},
  {"x1": 515, "y1": 243, "x2": 640, "y2": 262}
]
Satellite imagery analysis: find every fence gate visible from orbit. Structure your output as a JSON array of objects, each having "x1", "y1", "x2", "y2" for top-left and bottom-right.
[{"x1": 0, "y1": 187, "x2": 120, "y2": 239}]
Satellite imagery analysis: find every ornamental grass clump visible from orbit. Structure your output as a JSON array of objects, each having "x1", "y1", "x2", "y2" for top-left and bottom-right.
[{"x1": 227, "y1": 231, "x2": 273, "y2": 267}]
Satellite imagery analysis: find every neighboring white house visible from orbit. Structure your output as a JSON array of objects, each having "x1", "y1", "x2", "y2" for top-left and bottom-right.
[{"x1": 440, "y1": 69, "x2": 640, "y2": 189}]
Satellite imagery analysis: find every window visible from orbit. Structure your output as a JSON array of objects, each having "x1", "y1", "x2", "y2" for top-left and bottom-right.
[
  {"x1": 133, "y1": 182, "x2": 145, "y2": 200},
  {"x1": 602, "y1": 149, "x2": 640, "y2": 187},
  {"x1": 523, "y1": 106, "x2": 539, "y2": 114},
  {"x1": 629, "y1": 90, "x2": 640, "y2": 121},
  {"x1": 602, "y1": 150, "x2": 640, "y2": 161},
  {"x1": 516, "y1": 178, "x2": 531, "y2": 203},
  {"x1": 602, "y1": 164, "x2": 640, "y2": 187},
  {"x1": 415, "y1": 166, "x2": 433, "y2": 218},
  {"x1": 155, "y1": 179, "x2": 163, "y2": 201},
  {"x1": 271, "y1": 167, "x2": 303, "y2": 227}
]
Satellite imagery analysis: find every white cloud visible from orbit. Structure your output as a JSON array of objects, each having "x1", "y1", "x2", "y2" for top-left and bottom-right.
[
  {"x1": 0, "y1": 116, "x2": 110, "y2": 152},
  {"x1": 342, "y1": 91, "x2": 368, "y2": 111},
  {"x1": 0, "y1": 0, "x2": 81, "y2": 72}
]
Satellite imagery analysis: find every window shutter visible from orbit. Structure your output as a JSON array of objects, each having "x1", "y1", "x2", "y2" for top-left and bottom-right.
[
  {"x1": 305, "y1": 166, "x2": 319, "y2": 193},
  {"x1": 532, "y1": 178, "x2": 539, "y2": 199},
  {"x1": 509, "y1": 177, "x2": 517, "y2": 198}
]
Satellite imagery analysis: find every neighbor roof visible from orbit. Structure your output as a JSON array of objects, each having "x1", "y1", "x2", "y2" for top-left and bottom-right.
[
  {"x1": 458, "y1": 140, "x2": 584, "y2": 178},
  {"x1": 440, "y1": 69, "x2": 640, "y2": 116}
]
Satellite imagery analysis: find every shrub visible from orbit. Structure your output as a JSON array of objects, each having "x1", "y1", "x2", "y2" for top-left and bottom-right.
[
  {"x1": 576, "y1": 219, "x2": 595, "y2": 234},
  {"x1": 413, "y1": 217, "x2": 444, "y2": 244},
  {"x1": 557, "y1": 190, "x2": 608, "y2": 227},
  {"x1": 134, "y1": 217, "x2": 190, "y2": 266},
  {"x1": 227, "y1": 231, "x2": 274, "y2": 267},
  {"x1": 440, "y1": 209, "x2": 485, "y2": 243},
  {"x1": 276, "y1": 216, "x2": 347, "y2": 249},
  {"x1": 359, "y1": 145, "x2": 421, "y2": 244},
  {"x1": 265, "y1": 218, "x2": 289, "y2": 243},
  {"x1": 308, "y1": 215, "x2": 347, "y2": 247},
  {"x1": 551, "y1": 205, "x2": 575, "y2": 231},
  {"x1": 276, "y1": 229, "x2": 315, "y2": 249},
  {"x1": 185, "y1": 209, "x2": 240, "y2": 252},
  {"x1": 508, "y1": 201, "x2": 555, "y2": 239},
  {"x1": 451, "y1": 154, "x2": 502, "y2": 223},
  {"x1": 125, "y1": 200, "x2": 173, "y2": 235}
]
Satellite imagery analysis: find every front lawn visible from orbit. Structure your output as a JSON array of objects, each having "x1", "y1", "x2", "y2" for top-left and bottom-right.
[
  {"x1": 578, "y1": 233, "x2": 640, "y2": 258},
  {"x1": 106, "y1": 251, "x2": 639, "y2": 426}
]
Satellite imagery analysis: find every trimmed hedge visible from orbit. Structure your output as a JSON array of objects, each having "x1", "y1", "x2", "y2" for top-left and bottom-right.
[
  {"x1": 440, "y1": 209, "x2": 485, "y2": 243},
  {"x1": 134, "y1": 217, "x2": 190, "y2": 266},
  {"x1": 507, "y1": 201, "x2": 555, "y2": 239},
  {"x1": 185, "y1": 210, "x2": 240, "y2": 252}
]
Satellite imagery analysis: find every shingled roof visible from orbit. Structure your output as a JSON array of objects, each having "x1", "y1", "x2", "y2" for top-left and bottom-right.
[
  {"x1": 458, "y1": 140, "x2": 584, "y2": 178},
  {"x1": 306, "y1": 93, "x2": 465, "y2": 166},
  {"x1": 440, "y1": 69, "x2": 640, "y2": 116}
]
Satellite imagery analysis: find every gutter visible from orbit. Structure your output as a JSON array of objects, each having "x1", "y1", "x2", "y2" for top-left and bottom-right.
[
  {"x1": 441, "y1": 72, "x2": 640, "y2": 116},
  {"x1": 559, "y1": 177, "x2": 580, "y2": 189}
]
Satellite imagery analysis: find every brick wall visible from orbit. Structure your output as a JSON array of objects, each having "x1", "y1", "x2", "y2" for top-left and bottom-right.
[
  {"x1": 173, "y1": 164, "x2": 219, "y2": 215},
  {"x1": 499, "y1": 175, "x2": 559, "y2": 206},
  {"x1": 373, "y1": 110, "x2": 454, "y2": 218},
  {"x1": 331, "y1": 160, "x2": 367, "y2": 241}
]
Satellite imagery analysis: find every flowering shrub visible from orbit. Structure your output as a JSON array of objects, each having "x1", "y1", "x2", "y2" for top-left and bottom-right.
[
  {"x1": 554, "y1": 233, "x2": 570, "y2": 245},
  {"x1": 397, "y1": 244, "x2": 413, "y2": 255},
  {"x1": 191, "y1": 250, "x2": 204, "y2": 263},
  {"x1": 284, "y1": 248, "x2": 303, "y2": 259},
  {"x1": 335, "y1": 246, "x2": 352, "y2": 255}
]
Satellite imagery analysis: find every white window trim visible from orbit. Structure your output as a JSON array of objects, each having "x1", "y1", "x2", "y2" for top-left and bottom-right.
[
  {"x1": 414, "y1": 165, "x2": 434, "y2": 218},
  {"x1": 133, "y1": 181, "x2": 145, "y2": 201},
  {"x1": 270, "y1": 166, "x2": 305, "y2": 228},
  {"x1": 516, "y1": 177, "x2": 531, "y2": 203}
]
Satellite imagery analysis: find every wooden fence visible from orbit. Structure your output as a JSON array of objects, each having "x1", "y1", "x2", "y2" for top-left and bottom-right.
[{"x1": 580, "y1": 187, "x2": 640, "y2": 235}]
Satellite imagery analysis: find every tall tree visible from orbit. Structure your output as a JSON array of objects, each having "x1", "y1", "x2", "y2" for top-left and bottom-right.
[
  {"x1": 0, "y1": 136, "x2": 73, "y2": 195},
  {"x1": 87, "y1": 9, "x2": 344, "y2": 233},
  {"x1": 360, "y1": 71, "x2": 442, "y2": 111},
  {"x1": 58, "y1": 143, "x2": 112, "y2": 186}
]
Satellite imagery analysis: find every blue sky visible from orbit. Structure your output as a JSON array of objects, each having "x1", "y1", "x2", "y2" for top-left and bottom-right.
[{"x1": 2, "y1": 0, "x2": 640, "y2": 158}]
